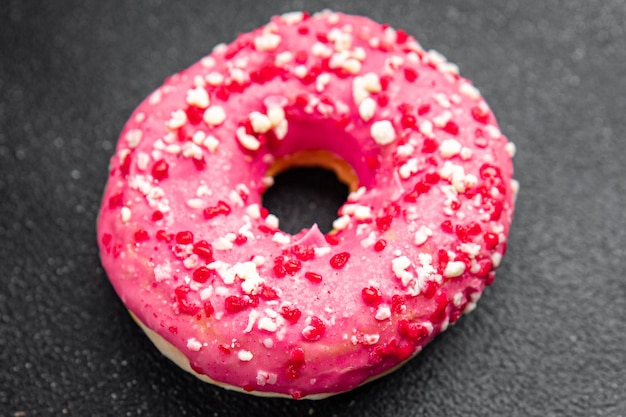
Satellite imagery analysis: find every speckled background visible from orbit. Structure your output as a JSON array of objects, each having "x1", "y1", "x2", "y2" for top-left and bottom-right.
[{"x1": 1, "y1": 1, "x2": 625, "y2": 416}]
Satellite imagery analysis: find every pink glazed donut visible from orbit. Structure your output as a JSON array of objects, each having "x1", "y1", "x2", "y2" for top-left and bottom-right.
[{"x1": 98, "y1": 11, "x2": 517, "y2": 399}]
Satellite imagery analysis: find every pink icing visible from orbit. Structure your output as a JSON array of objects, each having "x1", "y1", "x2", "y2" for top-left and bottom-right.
[{"x1": 97, "y1": 11, "x2": 516, "y2": 399}]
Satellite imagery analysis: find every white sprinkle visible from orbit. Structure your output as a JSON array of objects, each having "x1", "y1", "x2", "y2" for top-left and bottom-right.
[
  {"x1": 352, "y1": 76, "x2": 369, "y2": 106},
  {"x1": 153, "y1": 261, "x2": 171, "y2": 282},
  {"x1": 396, "y1": 143, "x2": 415, "y2": 157},
  {"x1": 274, "y1": 51, "x2": 293, "y2": 67},
  {"x1": 281, "y1": 11, "x2": 304, "y2": 24},
  {"x1": 238, "y1": 350, "x2": 254, "y2": 362},
  {"x1": 249, "y1": 111, "x2": 272, "y2": 134},
  {"x1": 236, "y1": 126, "x2": 260, "y2": 151},
  {"x1": 439, "y1": 139, "x2": 462, "y2": 158},
  {"x1": 186, "y1": 86, "x2": 210, "y2": 109},
  {"x1": 252, "y1": 255, "x2": 265, "y2": 266},
  {"x1": 486, "y1": 124, "x2": 502, "y2": 139},
  {"x1": 375, "y1": 306, "x2": 391, "y2": 321},
  {"x1": 433, "y1": 93, "x2": 451, "y2": 108},
  {"x1": 272, "y1": 232, "x2": 291, "y2": 245},
  {"x1": 444, "y1": 261, "x2": 466, "y2": 278},
  {"x1": 354, "y1": 205, "x2": 373, "y2": 221},
  {"x1": 343, "y1": 58, "x2": 362, "y2": 75},
  {"x1": 332, "y1": 215, "x2": 350, "y2": 231},
  {"x1": 148, "y1": 89, "x2": 162, "y2": 105},
  {"x1": 228, "y1": 190, "x2": 245, "y2": 208},
  {"x1": 243, "y1": 309, "x2": 260, "y2": 333},
  {"x1": 136, "y1": 152, "x2": 150, "y2": 171},
  {"x1": 362, "y1": 72, "x2": 382, "y2": 92},
  {"x1": 314, "y1": 247, "x2": 332, "y2": 257},
  {"x1": 199, "y1": 287, "x2": 213, "y2": 300},
  {"x1": 459, "y1": 82, "x2": 481, "y2": 100},
  {"x1": 453, "y1": 292, "x2": 464, "y2": 307},
  {"x1": 254, "y1": 33, "x2": 281, "y2": 51},
  {"x1": 125, "y1": 129, "x2": 142, "y2": 149},
  {"x1": 371, "y1": 120, "x2": 396, "y2": 146},
  {"x1": 492, "y1": 252, "x2": 503, "y2": 268},
  {"x1": 460, "y1": 147, "x2": 473, "y2": 160},
  {"x1": 165, "y1": 110, "x2": 187, "y2": 130},
  {"x1": 182, "y1": 142, "x2": 203, "y2": 159},
  {"x1": 399, "y1": 158, "x2": 419, "y2": 179},
  {"x1": 205, "y1": 72, "x2": 224, "y2": 86},
  {"x1": 246, "y1": 203, "x2": 261, "y2": 219},
  {"x1": 202, "y1": 135, "x2": 220, "y2": 153},
  {"x1": 294, "y1": 65, "x2": 308, "y2": 79},
  {"x1": 312, "y1": 42, "x2": 332, "y2": 58},
  {"x1": 505, "y1": 142, "x2": 517, "y2": 158},
  {"x1": 201, "y1": 56, "x2": 216, "y2": 67},
  {"x1": 316, "y1": 73, "x2": 332, "y2": 92},
  {"x1": 363, "y1": 334, "x2": 380, "y2": 345},
  {"x1": 392, "y1": 256, "x2": 413, "y2": 286},
  {"x1": 358, "y1": 97, "x2": 376, "y2": 121},
  {"x1": 414, "y1": 226, "x2": 433, "y2": 246},
  {"x1": 258, "y1": 317, "x2": 278, "y2": 332},
  {"x1": 183, "y1": 254, "x2": 199, "y2": 269},
  {"x1": 266, "y1": 106, "x2": 285, "y2": 127},
  {"x1": 120, "y1": 206, "x2": 131, "y2": 223},
  {"x1": 213, "y1": 237, "x2": 234, "y2": 251},
  {"x1": 265, "y1": 214, "x2": 279, "y2": 229},
  {"x1": 433, "y1": 110, "x2": 452, "y2": 128},
  {"x1": 186, "y1": 198, "x2": 203, "y2": 209},
  {"x1": 347, "y1": 186, "x2": 367, "y2": 202},
  {"x1": 419, "y1": 120, "x2": 434, "y2": 137},
  {"x1": 203, "y1": 106, "x2": 226, "y2": 127},
  {"x1": 187, "y1": 338, "x2": 202, "y2": 352}
]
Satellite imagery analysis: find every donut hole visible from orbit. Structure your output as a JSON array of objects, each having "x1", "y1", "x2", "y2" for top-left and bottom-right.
[{"x1": 262, "y1": 151, "x2": 356, "y2": 235}]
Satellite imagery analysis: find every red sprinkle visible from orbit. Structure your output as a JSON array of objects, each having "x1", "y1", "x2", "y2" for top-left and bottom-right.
[
  {"x1": 292, "y1": 245, "x2": 315, "y2": 261},
  {"x1": 192, "y1": 266, "x2": 212, "y2": 283},
  {"x1": 156, "y1": 230, "x2": 174, "y2": 243},
  {"x1": 302, "y1": 316, "x2": 326, "y2": 341},
  {"x1": 443, "y1": 120, "x2": 460, "y2": 136},
  {"x1": 422, "y1": 137, "x2": 438, "y2": 153},
  {"x1": 134, "y1": 229, "x2": 149, "y2": 242},
  {"x1": 259, "y1": 285, "x2": 279, "y2": 300},
  {"x1": 203, "y1": 301, "x2": 214, "y2": 317},
  {"x1": 284, "y1": 259, "x2": 302, "y2": 275},
  {"x1": 280, "y1": 305, "x2": 302, "y2": 324},
  {"x1": 472, "y1": 106, "x2": 490, "y2": 124},
  {"x1": 396, "y1": 29, "x2": 409, "y2": 44},
  {"x1": 304, "y1": 271, "x2": 322, "y2": 284},
  {"x1": 362, "y1": 286, "x2": 383, "y2": 306},
  {"x1": 203, "y1": 200, "x2": 231, "y2": 219},
  {"x1": 192, "y1": 240, "x2": 213, "y2": 261},
  {"x1": 175, "y1": 285, "x2": 200, "y2": 315},
  {"x1": 397, "y1": 318, "x2": 428, "y2": 341},
  {"x1": 151, "y1": 159, "x2": 169, "y2": 181},
  {"x1": 108, "y1": 192, "x2": 123, "y2": 209},
  {"x1": 151, "y1": 210, "x2": 164, "y2": 221},
  {"x1": 185, "y1": 105, "x2": 204, "y2": 124},
  {"x1": 483, "y1": 232, "x2": 499, "y2": 249},
  {"x1": 375, "y1": 215, "x2": 393, "y2": 233},
  {"x1": 374, "y1": 239, "x2": 387, "y2": 252},
  {"x1": 404, "y1": 67, "x2": 418, "y2": 82},
  {"x1": 175, "y1": 231, "x2": 193, "y2": 245},
  {"x1": 224, "y1": 296, "x2": 249, "y2": 314},
  {"x1": 417, "y1": 103, "x2": 431, "y2": 115},
  {"x1": 330, "y1": 252, "x2": 350, "y2": 269}
]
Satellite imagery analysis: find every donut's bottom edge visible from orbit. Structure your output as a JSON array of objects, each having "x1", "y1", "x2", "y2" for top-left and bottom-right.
[{"x1": 129, "y1": 311, "x2": 412, "y2": 400}]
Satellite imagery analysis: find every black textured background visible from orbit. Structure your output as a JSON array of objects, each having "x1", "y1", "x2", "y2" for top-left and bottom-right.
[{"x1": 1, "y1": 1, "x2": 625, "y2": 416}]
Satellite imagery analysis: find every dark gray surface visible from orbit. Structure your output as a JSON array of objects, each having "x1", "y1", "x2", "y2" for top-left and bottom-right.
[{"x1": 1, "y1": 1, "x2": 625, "y2": 416}]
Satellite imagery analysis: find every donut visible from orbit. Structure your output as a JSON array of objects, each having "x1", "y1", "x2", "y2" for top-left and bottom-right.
[{"x1": 97, "y1": 10, "x2": 517, "y2": 399}]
